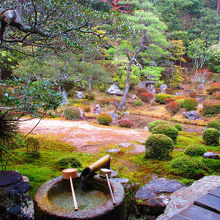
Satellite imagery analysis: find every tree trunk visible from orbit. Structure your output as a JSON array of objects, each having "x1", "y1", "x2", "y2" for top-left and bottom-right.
[
  {"x1": 118, "y1": 61, "x2": 132, "y2": 111},
  {"x1": 88, "y1": 76, "x2": 93, "y2": 95}
]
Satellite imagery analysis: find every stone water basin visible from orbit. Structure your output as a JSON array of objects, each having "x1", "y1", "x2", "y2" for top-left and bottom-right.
[{"x1": 34, "y1": 175, "x2": 125, "y2": 220}]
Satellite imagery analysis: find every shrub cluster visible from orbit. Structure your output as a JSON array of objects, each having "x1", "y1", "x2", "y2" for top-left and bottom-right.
[
  {"x1": 173, "y1": 95, "x2": 187, "y2": 101},
  {"x1": 184, "y1": 146, "x2": 206, "y2": 157},
  {"x1": 64, "y1": 106, "x2": 81, "y2": 120},
  {"x1": 97, "y1": 113, "x2": 112, "y2": 125},
  {"x1": 164, "y1": 98, "x2": 174, "y2": 104},
  {"x1": 207, "y1": 82, "x2": 220, "y2": 95},
  {"x1": 118, "y1": 119, "x2": 134, "y2": 128},
  {"x1": 207, "y1": 120, "x2": 220, "y2": 130},
  {"x1": 182, "y1": 98, "x2": 198, "y2": 111},
  {"x1": 189, "y1": 91, "x2": 197, "y2": 98},
  {"x1": 139, "y1": 92, "x2": 154, "y2": 103},
  {"x1": 152, "y1": 124, "x2": 178, "y2": 142},
  {"x1": 56, "y1": 157, "x2": 81, "y2": 170},
  {"x1": 26, "y1": 137, "x2": 40, "y2": 153},
  {"x1": 166, "y1": 88, "x2": 173, "y2": 94},
  {"x1": 175, "y1": 99, "x2": 185, "y2": 107},
  {"x1": 155, "y1": 94, "x2": 173, "y2": 104},
  {"x1": 148, "y1": 120, "x2": 170, "y2": 131},
  {"x1": 99, "y1": 98, "x2": 119, "y2": 107},
  {"x1": 203, "y1": 100, "x2": 220, "y2": 116},
  {"x1": 136, "y1": 88, "x2": 148, "y2": 96},
  {"x1": 202, "y1": 128, "x2": 220, "y2": 146},
  {"x1": 213, "y1": 92, "x2": 220, "y2": 100},
  {"x1": 165, "y1": 101, "x2": 181, "y2": 114},
  {"x1": 145, "y1": 134, "x2": 174, "y2": 160}
]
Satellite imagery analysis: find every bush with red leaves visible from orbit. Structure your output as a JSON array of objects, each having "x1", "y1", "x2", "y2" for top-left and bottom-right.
[
  {"x1": 118, "y1": 119, "x2": 134, "y2": 128},
  {"x1": 166, "y1": 101, "x2": 181, "y2": 114},
  {"x1": 213, "y1": 92, "x2": 220, "y2": 100},
  {"x1": 207, "y1": 82, "x2": 220, "y2": 95},
  {"x1": 164, "y1": 98, "x2": 174, "y2": 104},
  {"x1": 139, "y1": 92, "x2": 154, "y2": 103}
]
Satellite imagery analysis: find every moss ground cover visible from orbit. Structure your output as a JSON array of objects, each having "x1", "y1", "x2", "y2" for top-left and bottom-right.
[{"x1": 7, "y1": 131, "x2": 220, "y2": 197}]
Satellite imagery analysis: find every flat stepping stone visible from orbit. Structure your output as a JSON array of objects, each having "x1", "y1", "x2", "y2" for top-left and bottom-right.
[
  {"x1": 130, "y1": 144, "x2": 145, "y2": 154},
  {"x1": 118, "y1": 143, "x2": 132, "y2": 148},
  {"x1": 169, "y1": 205, "x2": 220, "y2": 220},
  {"x1": 106, "y1": 148, "x2": 121, "y2": 153},
  {"x1": 111, "y1": 178, "x2": 129, "y2": 184},
  {"x1": 208, "y1": 188, "x2": 220, "y2": 198}
]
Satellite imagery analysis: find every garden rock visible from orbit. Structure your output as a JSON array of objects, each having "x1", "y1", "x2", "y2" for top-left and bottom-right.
[
  {"x1": 106, "y1": 148, "x2": 121, "y2": 153},
  {"x1": 80, "y1": 110, "x2": 86, "y2": 120},
  {"x1": 128, "y1": 94, "x2": 138, "y2": 99},
  {"x1": 75, "y1": 91, "x2": 84, "y2": 99},
  {"x1": 118, "y1": 143, "x2": 132, "y2": 148},
  {"x1": 147, "y1": 84, "x2": 156, "y2": 94},
  {"x1": 160, "y1": 84, "x2": 168, "y2": 93},
  {"x1": 111, "y1": 178, "x2": 129, "y2": 184},
  {"x1": 134, "y1": 178, "x2": 184, "y2": 216},
  {"x1": 158, "y1": 176, "x2": 220, "y2": 220},
  {"x1": 183, "y1": 111, "x2": 202, "y2": 120},
  {"x1": 106, "y1": 84, "x2": 123, "y2": 96},
  {"x1": 203, "y1": 152, "x2": 220, "y2": 160},
  {"x1": 93, "y1": 104, "x2": 101, "y2": 114},
  {"x1": 0, "y1": 171, "x2": 34, "y2": 220},
  {"x1": 107, "y1": 112, "x2": 119, "y2": 121}
]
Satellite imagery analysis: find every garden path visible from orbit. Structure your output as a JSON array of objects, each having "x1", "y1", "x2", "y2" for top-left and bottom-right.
[{"x1": 19, "y1": 119, "x2": 149, "y2": 153}]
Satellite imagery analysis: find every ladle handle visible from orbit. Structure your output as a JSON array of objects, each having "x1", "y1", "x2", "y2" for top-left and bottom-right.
[
  {"x1": 106, "y1": 174, "x2": 115, "y2": 205},
  {"x1": 70, "y1": 176, "x2": 78, "y2": 211}
]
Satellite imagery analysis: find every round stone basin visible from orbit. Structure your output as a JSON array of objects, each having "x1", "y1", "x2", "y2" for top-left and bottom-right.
[{"x1": 34, "y1": 175, "x2": 125, "y2": 220}]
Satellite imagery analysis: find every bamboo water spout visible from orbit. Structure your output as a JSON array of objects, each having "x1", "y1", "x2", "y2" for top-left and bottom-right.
[{"x1": 80, "y1": 155, "x2": 111, "y2": 182}]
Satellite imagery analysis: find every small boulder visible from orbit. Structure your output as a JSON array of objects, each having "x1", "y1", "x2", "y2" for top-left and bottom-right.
[
  {"x1": 106, "y1": 84, "x2": 123, "y2": 96},
  {"x1": 160, "y1": 84, "x2": 168, "y2": 93},
  {"x1": 93, "y1": 104, "x2": 101, "y2": 115},
  {"x1": 106, "y1": 148, "x2": 121, "y2": 153},
  {"x1": 183, "y1": 111, "x2": 202, "y2": 120},
  {"x1": 203, "y1": 152, "x2": 220, "y2": 160},
  {"x1": 135, "y1": 178, "x2": 184, "y2": 216},
  {"x1": 75, "y1": 91, "x2": 84, "y2": 99},
  {"x1": 118, "y1": 143, "x2": 132, "y2": 148},
  {"x1": 107, "y1": 112, "x2": 119, "y2": 121}
]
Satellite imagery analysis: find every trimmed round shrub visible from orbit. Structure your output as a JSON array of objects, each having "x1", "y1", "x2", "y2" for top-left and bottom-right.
[
  {"x1": 148, "y1": 120, "x2": 170, "y2": 132},
  {"x1": 139, "y1": 92, "x2": 154, "y2": 103},
  {"x1": 213, "y1": 92, "x2": 220, "y2": 100},
  {"x1": 203, "y1": 100, "x2": 220, "y2": 116},
  {"x1": 201, "y1": 158, "x2": 220, "y2": 172},
  {"x1": 56, "y1": 157, "x2": 81, "y2": 170},
  {"x1": 207, "y1": 120, "x2": 220, "y2": 131},
  {"x1": 166, "y1": 101, "x2": 181, "y2": 114},
  {"x1": 155, "y1": 94, "x2": 173, "y2": 104},
  {"x1": 64, "y1": 106, "x2": 81, "y2": 120},
  {"x1": 133, "y1": 100, "x2": 143, "y2": 106},
  {"x1": 118, "y1": 119, "x2": 133, "y2": 128},
  {"x1": 82, "y1": 105, "x2": 91, "y2": 112},
  {"x1": 171, "y1": 157, "x2": 204, "y2": 179},
  {"x1": 174, "y1": 124, "x2": 183, "y2": 131},
  {"x1": 145, "y1": 134, "x2": 174, "y2": 160},
  {"x1": 152, "y1": 124, "x2": 178, "y2": 142},
  {"x1": 97, "y1": 113, "x2": 112, "y2": 125},
  {"x1": 182, "y1": 98, "x2": 198, "y2": 111},
  {"x1": 207, "y1": 82, "x2": 220, "y2": 95},
  {"x1": 202, "y1": 128, "x2": 220, "y2": 146},
  {"x1": 184, "y1": 146, "x2": 206, "y2": 157}
]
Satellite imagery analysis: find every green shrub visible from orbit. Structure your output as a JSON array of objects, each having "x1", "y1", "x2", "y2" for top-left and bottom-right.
[
  {"x1": 174, "y1": 124, "x2": 183, "y2": 131},
  {"x1": 152, "y1": 124, "x2": 178, "y2": 142},
  {"x1": 201, "y1": 158, "x2": 220, "y2": 172},
  {"x1": 133, "y1": 100, "x2": 143, "y2": 106},
  {"x1": 97, "y1": 113, "x2": 112, "y2": 125},
  {"x1": 56, "y1": 157, "x2": 82, "y2": 170},
  {"x1": 171, "y1": 157, "x2": 204, "y2": 179},
  {"x1": 202, "y1": 128, "x2": 220, "y2": 146},
  {"x1": 182, "y1": 98, "x2": 198, "y2": 111},
  {"x1": 155, "y1": 94, "x2": 173, "y2": 104},
  {"x1": 148, "y1": 120, "x2": 170, "y2": 131},
  {"x1": 184, "y1": 146, "x2": 206, "y2": 157},
  {"x1": 67, "y1": 88, "x2": 75, "y2": 97},
  {"x1": 175, "y1": 99, "x2": 185, "y2": 107},
  {"x1": 203, "y1": 100, "x2": 220, "y2": 116},
  {"x1": 207, "y1": 120, "x2": 220, "y2": 131},
  {"x1": 26, "y1": 137, "x2": 40, "y2": 154},
  {"x1": 145, "y1": 134, "x2": 174, "y2": 160},
  {"x1": 64, "y1": 106, "x2": 81, "y2": 120}
]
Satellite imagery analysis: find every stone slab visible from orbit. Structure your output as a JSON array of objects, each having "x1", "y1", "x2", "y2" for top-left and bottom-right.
[
  {"x1": 169, "y1": 205, "x2": 220, "y2": 220},
  {"x1": 208, "y1": 188, "x2": 220, "y2": 198},
  {"x1": 194, "y1": 193, "x2": 220, "y2": 214}
]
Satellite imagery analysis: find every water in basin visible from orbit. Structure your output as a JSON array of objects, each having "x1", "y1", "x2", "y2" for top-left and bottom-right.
[{"x1": 49, "y1": 185, "x2": 110, "y2": 210}]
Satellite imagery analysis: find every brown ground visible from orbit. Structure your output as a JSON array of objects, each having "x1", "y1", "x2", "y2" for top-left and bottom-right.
[{"x1": 19, "y1": 119, "x2": 149, "y2": 153}]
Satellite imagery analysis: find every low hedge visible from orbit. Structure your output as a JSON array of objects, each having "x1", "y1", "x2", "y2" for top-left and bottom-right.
[
  {"x1": 203, "y1": 100, "x2": 220, "y2": 116},
  {"x1": 165, "y1": 101, "x2": 181, "y2": 114},
  {"x1": 182, "y1": 98, "x2": 198, "y2": 111},
  {"x1": 155, "y1": 94, "x2": 173, "y2": 104}
]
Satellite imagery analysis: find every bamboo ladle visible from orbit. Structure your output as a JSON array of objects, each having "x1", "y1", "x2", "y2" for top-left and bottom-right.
[
  {"x1": 100, "y1": 168, "x2": 115, "y2": 205},
  {"x1": 62, "y1": 168, "x2": 79, "y2": 211}
]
